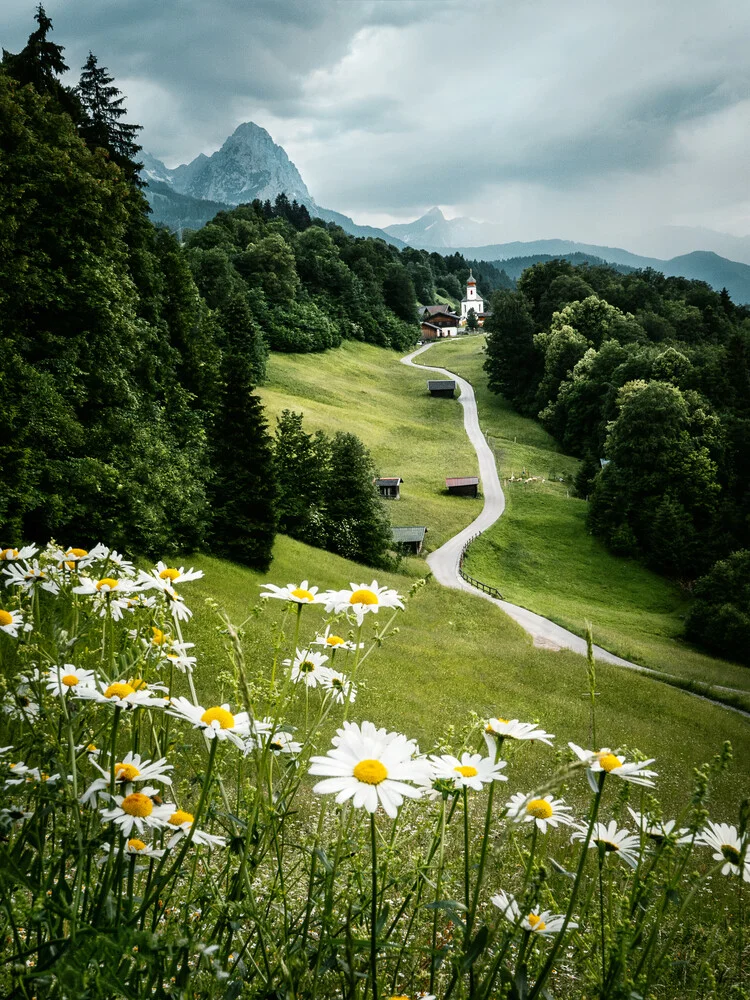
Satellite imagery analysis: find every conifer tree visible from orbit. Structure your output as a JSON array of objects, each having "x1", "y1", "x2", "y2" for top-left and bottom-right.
[
  {"x1": 209, "y1": 357, "x2": 277, "y2": 570},
  {"x1": 324, "y1": 433, "x2": 391, "y2": 567},
  {"x1": 2, "y1": 5, "x2": 79, "y2": 117},
  {"x1": 273, "y1": 410, "x2": 330, "y2": 546},
  {"x1": 77, "y1": 51, "x2": 142, "y2": 182}
]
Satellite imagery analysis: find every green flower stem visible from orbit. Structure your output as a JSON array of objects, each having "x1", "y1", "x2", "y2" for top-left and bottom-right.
[
  {"x1": 598, "y1": 844, "x2": 607, "y2": 991},
  {"x1": 527, "y1": 771, "x2": 606, "y2": 1000},
  {"x1": 468, "y1": 777, "x2": 496, "y2": 945},
  {"x1": 370, "y1": 812, "x2": 379, "y2": 1000},
  {"x1": 342, "y1": 622, "x2": 364, "y2": 723},
  {"x1": 429, "y1": 796, "x2": 448, "y2": 995}
]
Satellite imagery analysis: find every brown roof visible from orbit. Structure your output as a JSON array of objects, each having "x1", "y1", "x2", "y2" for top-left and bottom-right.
[
  {"x1": 446, "y1": 477, "x2": 479, "y2": 487},
  {"x1": 421, "y1": 321, "x2": 441, "y2": 330},
  {"x1": 423, "y1": 305, "x2": 459, "y2": 319}
]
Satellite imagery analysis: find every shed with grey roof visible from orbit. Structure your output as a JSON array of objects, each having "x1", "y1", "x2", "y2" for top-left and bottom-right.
[
  {"x1": 428, "y1": 379, "x2": 456, "y2": 398},
  {"x1": 391, "y1": 526, "x2": 428, "y2": 555}
]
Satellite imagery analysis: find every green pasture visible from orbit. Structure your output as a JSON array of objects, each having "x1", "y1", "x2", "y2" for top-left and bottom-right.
[{"x1": 423, "y1": 337, "x2": 750, "y2": 702}]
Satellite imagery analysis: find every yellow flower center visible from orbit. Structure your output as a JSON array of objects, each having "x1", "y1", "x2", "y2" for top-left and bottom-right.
[
  {"x1": 455, "y1": 765, "x2": 478, "y2": 778},
  {"x1": 67, "y1": 548, "x2": 88, "y2": 558},
  {"x1": 169, "y1": 809, "x2": 194, "y2": 827},
  {"x1": 353, "y1": 759, "x2": 388, "y2": 785},
  {"x1": 389, "y1": 996, "x2": 411, "y2": 1000},
  {"x1": 151, "y1": 627, "x2": 167, "y2": 645},
  {"x1": 291, "y1": 587, "x2": 314, "y2": 601},
  {"x1": 104, "y1": 682, "x2": 135, "y2": 700},
  {"x1": 349, "y1": 588, "x2": 379, "y2": 606},
  {"x1": 0, "y1": 610, "x2": 14, "y2": 627},
  {"x1": 326, "y1": 635, "x2": 346, "y2": 646},
  {"x1": 201, "y1": 706, "x2": 235, "y2": 729},
  {"x1": 159, "y1": 567, "x2": 180, "y2": 581},
  {"x1": 527, "y1": 913, "x2": 547, "y2": 932},
  {"x1": 0, "y1": 549, "x2": 19, "y2": 560},
  {"x1": 96, "y1": 577, "x2": 118, "y2": 592},
  {"x1": 127, "y1": 838, "x2": 147, "y2": 852},
  {"x1": 598, "y1": 838, "x2": 620, "y2": 853},
  {"x1": 597, "y1": 753, "x2": 622, "y2": 773},
  {"x1": 121, "y1": 793, "x2": 153, "y2": 818},
  {"x1": 115, "y1": 763, "x2": 141, "y2": 782},
  {"x1": 86, "y1": 744, "x2": 98, "y2": 753},
  {"x1": 526, "y1": 799, "x2": 554, "y2": 819},
  {"x1": 128, "y1": 677, "x2": 148, "y2": 691},
  {"x1": 722, "y1": 844, "x2": 741, "y2": 865},
  {"x1": 61, "y1": 674, "x2": 79, "y2": 687}
]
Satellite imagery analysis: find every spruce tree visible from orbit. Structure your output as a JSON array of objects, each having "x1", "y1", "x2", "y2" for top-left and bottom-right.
[
  {"x1": 324, "y1": 433, "x2": 391, "y2": 567},
  {"x1": 209, "y1": 357, "x2": 277, "y2": 570},
  {"x1": 77, "y1": 52, "x2": 142, "y2": 182},
  {"x1": 2, "y1": 5, "x2": 80, "y2": 118},
  {"x1": 273, "y1": 410, "x2": 329, "y2": 545}
]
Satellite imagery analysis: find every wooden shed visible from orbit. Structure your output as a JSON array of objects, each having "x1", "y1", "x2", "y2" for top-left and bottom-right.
[
  {"x1": 375, "y1": 477, "x2": 404, "y2": 499},
  {"x1": 391, "y1": 526, "x2": 427, "y2": 555},
  {"x1": 428, "y1": 379, "x2": 456, "y2": 398},
  {"x1": 446, "y1": 476, "x2": 479, "y2": 497}
]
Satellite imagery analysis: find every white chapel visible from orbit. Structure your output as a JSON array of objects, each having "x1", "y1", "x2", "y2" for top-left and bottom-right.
[{"x1": 460, "y1": 270, "x2": 484, "y2": 320}]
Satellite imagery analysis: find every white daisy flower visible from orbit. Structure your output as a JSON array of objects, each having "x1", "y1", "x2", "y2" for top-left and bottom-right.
[
  {"x1": 159, "y1": 640, "x2": 197, "y2": 674},
  {"x1": 101, "y1": 837, "x2": 165, "y2": 859},
  {"x1": 572, "y1": 820, "x2": 642, "y2": 868},
  {"x1": 152, "y1": 582, "x2": 194, "y2": 622},
  {"x1": 320, "y1": 668, "x2": 357, "y2": 704},
  {"x1": 165, "y1": 697, "x2": 251, "y2": 748},
  {"x1": 322, "y1": 581, "x2": 404, "y2": 624},
  {"x1": 138, "y1": 562, "x2": 204, "y2": 593},
  {"x1": 309, "y1": 720, "x2": 427, "y2": 818},
  {"x1": 45, "y1": 665, "x2": 97, "y2": 696},
  {"x1": 58, "y1": 547, "x2": 92, "y2": 570},
  {"x1": 484, "y1": 718, "x2": 555, "y2": 750},
  {"x1": 0, "y1": 546, "x2": 38, "y2": 562},
  {"x1": 698, "y1": 821, "x2": 749, "y2": 881},
  {"x1": 259, "y1": 580, "x2": 324, "y2": 604},
  {"x1": 569, "y1": 743, "x2": 657, "y2": 792},
  {"x1": 165, "y1": 808, "x2": 226, "y2": 849},
  {"x1": 74, "y1": 681, "x2": 165, "y2": 710},
  {"x1": 105, "y1": 549, "x2": 136, "y2": 573},
  {"x1": 82, "y1": 752, "x2": 173, "y2": 806},
  {"x1": 627, "y1": 808, "x2": 693, "y2": 845},
  {"x1": 285, "y1": 648, "x2": 330, "y2": 688},
  {"x1": 0, "y1": 608, "x2": 29, "y2": 638},
  {"x1": 430, "y1": 752, "x2": 508, "y2": 791},
  {"x1": 2, "y1": 560, "x2": 59, "y2": 595},
  {"x1": 491, "y1": 889, "x2": 577, "y2": 936},
  {"x1": 100, "y1": 787, "x2": 173, "y2": 837},
  {"x1": 72, "y1": 576, "x2": 139, "y2": 620},
  {"x1": 313, "y1": 626, "x2": 363, "y2": 652},
  {"x1": 4, "y1": 762, "x2": 60, "y2": 787},
  {"x1": 506, "y1": 792, "x2": 576, "y2": 833},
  {"x1": 265, "y1": 730, "x2": 302, "y2": 755}
]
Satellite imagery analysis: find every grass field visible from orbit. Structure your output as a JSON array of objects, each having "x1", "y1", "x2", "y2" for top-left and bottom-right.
[
  {"x1": 257, "y1": 341, "x2": 481, "y2": 553},
  {"x1": 184, "y1": 536, "x2": 749, "y2": 819},
  {"x1": 422, "y1": 337, "x2": 750, "y2": 700}
]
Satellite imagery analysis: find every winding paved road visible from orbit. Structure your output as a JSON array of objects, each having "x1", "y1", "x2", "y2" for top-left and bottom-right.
[{"x1": 402, "y1": 343, "x2": 749, "y2": 717}]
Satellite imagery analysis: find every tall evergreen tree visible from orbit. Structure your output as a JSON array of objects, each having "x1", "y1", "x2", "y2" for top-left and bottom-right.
[
  {"x1": 324, "y1": 433, "x2": 391, "y2": 567},
  {"x1": 76, "y1": 52, "x2": 142, "y2": 182},
  {"x1": 209, "y1": 357, "x2": 277, "y2": 570},
  {"x1": 2, "y1": 5, "x2": 79, "y2": 117},
  {"x1": 273, "y1": 410, "x2": 330, "y2": 547}
]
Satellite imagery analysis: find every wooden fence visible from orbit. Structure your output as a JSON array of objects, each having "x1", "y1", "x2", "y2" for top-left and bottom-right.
[{"x1": 458, "y1": 533, "x2": 504, "y2": 600}]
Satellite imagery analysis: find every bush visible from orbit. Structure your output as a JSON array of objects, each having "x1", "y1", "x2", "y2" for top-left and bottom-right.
[{"x1": 685, "y1": 550, "x2": 750, "y2": 664}]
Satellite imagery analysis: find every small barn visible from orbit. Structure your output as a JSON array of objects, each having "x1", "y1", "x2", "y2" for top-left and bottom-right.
[
  {"x1": 420, "y1": 321, "x2": 442, "y2": 341},
  {"x1": 446, "y1": 476, "x2": 479, "y2": 497},
  {"x1": 428, "y1": 379, "x2": 456, "y2": 398},
  {"x1": 391, "y1": 526, "x2": 427, "y2": 555},
  {"x1": 375, "y1": 476, "x2": 404, "y2": 499},
  {"x1": 422, "y1": 305, "x2": 460, "y2": 338}
]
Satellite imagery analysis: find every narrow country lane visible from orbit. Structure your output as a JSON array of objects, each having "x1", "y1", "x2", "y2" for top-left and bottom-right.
[{"x1": 401, "y1": 342, "x2": 749, "y2": 717}]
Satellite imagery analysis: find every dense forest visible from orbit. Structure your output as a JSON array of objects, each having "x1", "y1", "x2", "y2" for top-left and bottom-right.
[
  {"x1": 0, "y1": 7, "x2": 503, "y2": 573},
  {"x1": 483, "y1": 260, "x2": 750, "y2": 662}
]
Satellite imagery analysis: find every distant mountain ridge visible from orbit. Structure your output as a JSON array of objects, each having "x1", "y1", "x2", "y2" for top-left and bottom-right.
[
  {"x1": 142, "y1": 128, "x2": 750, "y2": 303},
  {"x1": 141, "y1": 124, "x2": 406, "y2": 247}
]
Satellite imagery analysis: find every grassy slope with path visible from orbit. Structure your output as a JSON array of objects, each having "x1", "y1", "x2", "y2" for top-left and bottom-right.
[
  {"x1": 186, "y1": 538, "x2": 748, "y2": 817},
  {"x1": 258, "y1": 341, "x2": 481, "y2": 554},
  {"x1": 424, "y1": 336, "x2": 750, "y2": 699}
]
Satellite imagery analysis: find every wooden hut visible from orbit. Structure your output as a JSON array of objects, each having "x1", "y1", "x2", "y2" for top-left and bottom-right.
[
  {"x1": 446, "y1": 476, "x2": 479, "y2": 497},
  {"x1": 375, "y1": 476, "x2": 404, "y2": 499},
  {"x1": 428, "y1": 379, "x2": 456, "y2": 398},
  {"x1": 391, "y1": 526, "x2": 427, "y2": 555}
]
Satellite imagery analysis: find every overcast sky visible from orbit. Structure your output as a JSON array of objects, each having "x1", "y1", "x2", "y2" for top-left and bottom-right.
[{"x1": 4, "y1": 0, "x2": 750, "y2": 245}]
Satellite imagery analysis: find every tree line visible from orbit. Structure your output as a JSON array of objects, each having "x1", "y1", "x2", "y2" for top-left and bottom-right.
[
  {"x1": 0, "y1": 6, "x2": 426, "y2": 573},
  {"x1": 483, "y1": 260, "x2": 750, "y2": 663}
]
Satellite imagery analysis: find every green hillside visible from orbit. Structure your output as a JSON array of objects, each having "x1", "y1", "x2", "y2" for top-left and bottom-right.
[
  {"x1": 423, "y1": 336, "x2": 750, "y2": 699},
  {"x1": 186, "y1": 536, "x2": 749, "y2": 816},
  {"x1": 258, "y1": 341, "x2": 482, "y2": 553}
]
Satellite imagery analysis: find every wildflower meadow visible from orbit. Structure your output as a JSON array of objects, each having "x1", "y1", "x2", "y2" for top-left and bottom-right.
[{"x1": 0, "y1": 543, "x2": 746, "y2": 999}]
